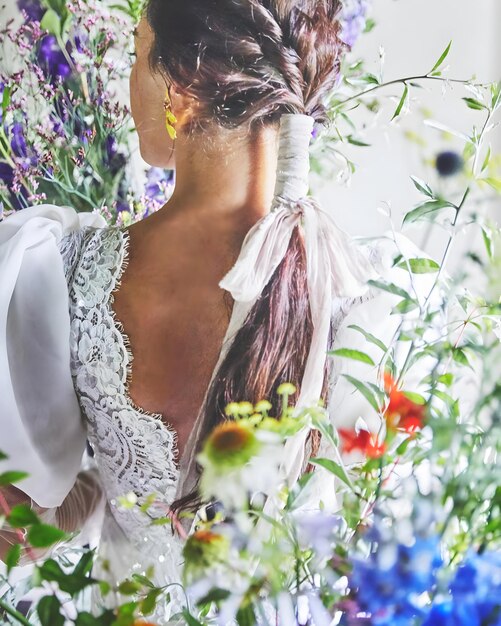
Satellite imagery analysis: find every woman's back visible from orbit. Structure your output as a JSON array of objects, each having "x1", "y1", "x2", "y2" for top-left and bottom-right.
[{"x1": 110, "y1": 206, "x2": 259, "y2": 462}]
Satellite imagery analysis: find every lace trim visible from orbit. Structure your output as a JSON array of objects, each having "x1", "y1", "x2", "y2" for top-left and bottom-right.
[{"x1": 108, "y1": 226, "x2": 181, "y2": 470}]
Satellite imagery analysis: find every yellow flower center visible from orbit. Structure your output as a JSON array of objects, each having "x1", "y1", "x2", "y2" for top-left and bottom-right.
[{"x1": 209, "y1": 421, "x2": 252, "y2": 453}]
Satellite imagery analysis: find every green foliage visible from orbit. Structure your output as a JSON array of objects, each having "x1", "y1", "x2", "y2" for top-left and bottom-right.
[{"x1": 329, "y1": 348, "x2": 376, "y2": 365}]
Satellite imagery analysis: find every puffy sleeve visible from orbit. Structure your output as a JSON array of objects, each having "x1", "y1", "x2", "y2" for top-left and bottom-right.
[{"x1": 0, "y1": 204, "x2": 107, "y2": 509}]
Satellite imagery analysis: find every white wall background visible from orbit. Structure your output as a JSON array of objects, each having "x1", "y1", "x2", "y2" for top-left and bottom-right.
[{"x1": 314, "y1": 0, "x2": 501, "y2": 264}]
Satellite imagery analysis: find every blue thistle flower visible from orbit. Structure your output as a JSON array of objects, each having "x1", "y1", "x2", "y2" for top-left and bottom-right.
[{"x1": 435, "y1": 150, "x2": 464, "y2": 177}]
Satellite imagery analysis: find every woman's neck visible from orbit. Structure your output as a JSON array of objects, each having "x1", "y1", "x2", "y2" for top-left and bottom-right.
[{"x1": 157, "y1": 124, "x2": 279, "y2": 225}]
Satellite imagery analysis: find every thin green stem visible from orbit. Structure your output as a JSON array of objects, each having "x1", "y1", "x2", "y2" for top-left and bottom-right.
[
  {"x1": 331, "y1": 73, "x2": 489, "y2": 111},
  {"x1": 0, "y1": 599, "x2": 34, "y2": 626}
]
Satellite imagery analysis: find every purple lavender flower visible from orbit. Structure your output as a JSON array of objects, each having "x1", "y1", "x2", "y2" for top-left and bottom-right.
[
  {"x1": 10, "y1": 122, "x2": 28, "y2": 158},
  {"x1": 0, "y1": 162, "x2": 14, "y2": 187},
  {"x1": 295, "y1": 511, "x2": 344, "y2": 561},
  {"x1": 339, "y1": 0, "x2": 371, "y2": 49},
  {"x1": 37, "y1": 35, "x2": 72, "y2": 82},
  {"x1": 105, "y1": 134, "x2": 127, "y2": 175},
  {"x1": 17, "y1": 0, "x2": 44, "y2": 22},
  {"x1": 145, "y1": 167, "x2": 175, "y2": 204},
  {"x1": 0, "y1": 162, "x2": 30, "y2": 210}
]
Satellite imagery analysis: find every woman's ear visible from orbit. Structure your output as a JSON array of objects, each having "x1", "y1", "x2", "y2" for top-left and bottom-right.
[{"x1": 168, "y1": 83, "x2": 199, "y2": 130}]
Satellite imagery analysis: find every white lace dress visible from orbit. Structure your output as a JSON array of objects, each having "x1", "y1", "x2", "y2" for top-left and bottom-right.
[{"x1": 59, "y1": 224, "x2": 189, "y2": 620}]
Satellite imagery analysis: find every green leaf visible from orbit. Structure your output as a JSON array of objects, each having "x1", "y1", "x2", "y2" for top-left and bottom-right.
[
  {"x1": 118, "y1": 579, "x2": 142, "y2": 595},
  {"x1": 40, "y1": 8, "x2": 61, "y2": 37},
  {"x1": 5, "y1": 543, "x2": 21, "y2": 574},
  {"x1": 75, "y1": 612, "x2": 104, "y2": 626},
  {"x1": 197, "y1": 587, "x2": 231, "y2": 605},
  {"x1": 362, "y1": 73, "x2": 380, "y2": 85},
  {"x1": 329, "y1": 348, "x2": 375, "y2": 366},
  {"x1": 347, "y1": 324, "x2": 388, "y2": 352},
  {"x1": 366, "y1": 381, "x2": 386, "y2": 404},
  {"x1": 73, "y1": 549, "x2": 96, "y2": 577},
  {"x1": 481, "y1": 177, "x2": 501, "y2": 193},
  {"x1": 8, "y1": 504, "x2": 40, "y2": 528},
  {"x1": 481, "y1": 146, "x2": 491, "y2": 173},
  {"x1": 463, "y1": 141, "x2": 476, "y2": 162},
  {"x1": 151, "y1": 517, "x2": 172, "y2": 526},
  {"x1": 403, "y1": 199, "x2": 456, "y2": 225},
  {"x1": 490, "y1": 80, "x2": 501, "y2": 109},
  {"x1": 38, "y1": 560, "x2": 69, "y2": 588},
  {"x1": 38, "y1": 559, "x2": 96, "y2": 596},
  {"x1": 367, "y1": 279, "x2": 410, "y2": 299},
  {"x1": 0, "y1": 450, "x2": 7, "y2": 460},
  {"x1": 391, "y1": 298, "x2": 419, "y2": 314},
  {"x1": 363, "y1": 17, "x2": 376, "y2": 33},
  {"x1": 310, "y1": 413, "x2": 339, "y2": 449},
  {"x1": 462, "y1": 97, "x2": 486, "y2": 111},
  {"x1": 430, "y1": 40, "x2": 452, "y2": 73},
  {"x1": 402, "y1": 391, "x2": 426, "y2": 405},
  {"x1": 452, "y1": 347, "x2": 472, "y2": 368},
  {"x1": 182, "y1": 609, "x2": 205, "y2": 626},
  {"x1": 438, "y1": 373, "x2": 454, "y2": 387},
  {"x1": 482, "y1": 227, "x2": 493, "y2": 259},
  {"x1": 99, "y1": 580, "x2": 112, "y2": 596},
  {"x1": 309, "y1": 457, "x2": 352, "y2": 488},
  {"x1": 2, "y1": 85, "x2": 11, "y2": 118},
  {"x1": 131, "y1": 573, "x2": 155, "y2": 588},
  {"x1": 236, "y1": 603, "x2": 256, "y2": 626},
  {"x1": 396, "y1": 438, "x2": 412, "y2": 455},
  {"x1": 114, "y1": 600, "x2": 138, "y2": 625},
  {"x1": 343, "y1": 374, "x2": 381, "y2": 412},
  {"x1": 346, "y1": 135, "x2": 371, "y2": 147},
  {"x1": 397, "y1": 257, "x2": 440, "y2": 274},
  {"x1": 140, "y1": 588, "x2": 162, "y2": 615},
  {"x1": 432, "y1": 389, "x2": 456, "y2": 407},
  {"x1": 44, "y1": 0, "x2": 67, "y2": 14},
  {"x1": 410, "y1": 175, "x2": 434, "y2": 198},
  {"x1": 37, "y1": 595, "x2": 64, "y2": 626},
  {"x1": 27, "y1": 523, "x2": 66, "y2": 548},
  {"x1": 0, "y1": 471, "x2": 29, "y2": 487},
  {"x1": 391, "y1": 83, "x2": 408, "y2": 121},
  {"x1": 422, "y1": 372, "x2": 454, "y2": 387}
]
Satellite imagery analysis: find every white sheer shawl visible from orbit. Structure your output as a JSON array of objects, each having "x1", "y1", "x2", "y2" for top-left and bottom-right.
[{"x1": 0, "y1": 205, "x2": 106, "y2": 507}]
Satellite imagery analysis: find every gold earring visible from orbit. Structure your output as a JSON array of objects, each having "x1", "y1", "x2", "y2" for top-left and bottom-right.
[{"x1": 164, "y1": 88, "x2": 177, "y2": 140}]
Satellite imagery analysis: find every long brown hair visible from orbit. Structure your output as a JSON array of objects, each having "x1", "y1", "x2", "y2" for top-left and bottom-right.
[{"x1": 145, "y1": 0, "x2": 349, "y2": 518}]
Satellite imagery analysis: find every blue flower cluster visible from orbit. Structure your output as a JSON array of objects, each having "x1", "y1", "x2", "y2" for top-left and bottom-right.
[
  {"x1": 423, "y1": 550, "x2": 501, "y2": 626},
  {"x1": 349, "y1": 525, "x2": 501, "y2": 626},
  {"x1": 350, "y1": 533, "x2": 442, "y2": 625}
]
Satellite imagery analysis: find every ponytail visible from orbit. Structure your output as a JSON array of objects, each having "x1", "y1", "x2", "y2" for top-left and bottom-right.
[{"x1": 169, "y1": 224, "x2": 331, "y2": 518}]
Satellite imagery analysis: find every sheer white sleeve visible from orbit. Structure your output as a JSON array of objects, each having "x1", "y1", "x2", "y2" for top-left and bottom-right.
[{"x1": 0, "y1": 204, "x2": 106, "y2": 509}]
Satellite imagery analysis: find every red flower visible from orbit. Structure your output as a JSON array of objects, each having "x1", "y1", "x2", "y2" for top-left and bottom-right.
[
  {"x1": 339, "y1": 428, "x2": 386, "y2": 458},
  {"x1": 383, "y1": 373, "x2": 426, "y2": 434}
]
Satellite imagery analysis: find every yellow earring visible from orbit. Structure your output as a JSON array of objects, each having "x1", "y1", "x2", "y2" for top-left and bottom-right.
[{"x1": 164, "y1": 88, "x2": 177, "y2": 140}]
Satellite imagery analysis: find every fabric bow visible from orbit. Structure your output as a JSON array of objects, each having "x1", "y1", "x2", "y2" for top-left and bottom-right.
[{"x1": 219, "y1": 194, "x2": 376, "y2": 407}]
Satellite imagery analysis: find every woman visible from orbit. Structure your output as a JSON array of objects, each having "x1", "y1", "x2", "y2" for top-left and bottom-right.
[{"x1": 0, "y1": 0, "x2": 423, "y2": 622}]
